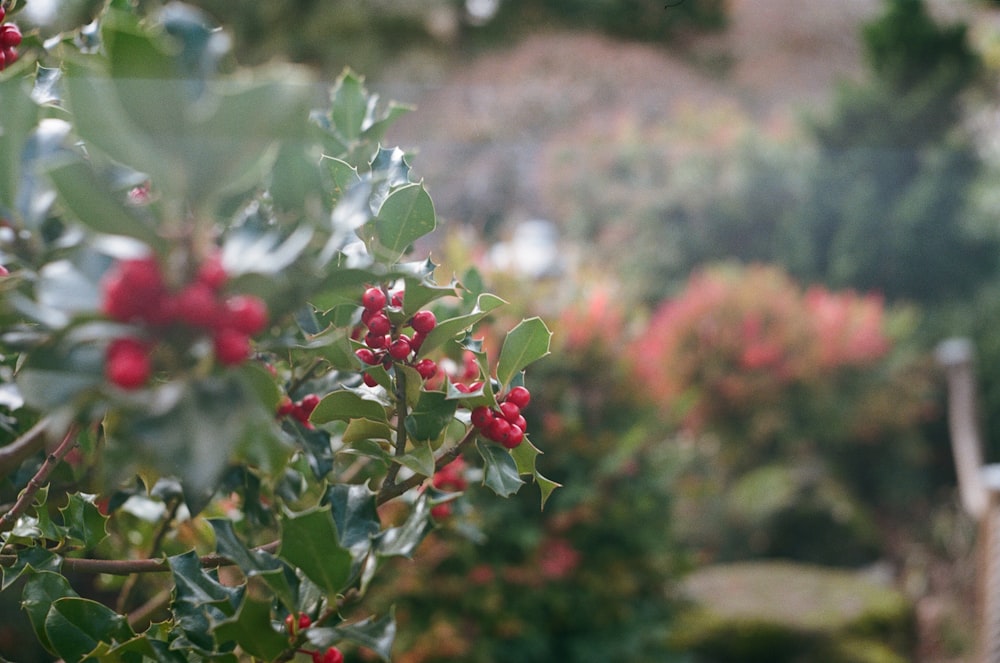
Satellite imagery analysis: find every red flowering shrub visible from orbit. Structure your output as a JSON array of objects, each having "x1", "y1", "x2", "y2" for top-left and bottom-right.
[{"x1": 635, "y1": 262, "x2": 937, "y2": 564}]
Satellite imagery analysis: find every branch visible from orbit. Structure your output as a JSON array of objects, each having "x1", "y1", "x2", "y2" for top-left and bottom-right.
[
  {"x1": 376, "y1": 426, "x2": 478, "y2": 506},
  {"x1": 0, "y1": 424, "x2": 78, "y2": 533},
  {"x1": 0, "y1": 415, "x2": 52, "y2": 479},
  {"x1": 0, "y1": 540, "x2": 282, "y2": 575}
]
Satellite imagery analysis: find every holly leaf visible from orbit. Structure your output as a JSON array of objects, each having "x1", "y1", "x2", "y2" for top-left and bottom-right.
[
  {"x1": 45, "y1": 156, "x2": 164, "y2": 249},
  {"x1": 476, "y1": 439, "x2": 524, "y2": 497},
  {"x1": 404, "y1": 390, "x2": 457, "y2": 443},
  {"x1": 44, "y1": 597, "x2": 134, "y2": 663},
  {"x1": 2, "y1": 548, "x2": 61, "y2": 591},
  {"x1": 375, "y1": 495, "x2": 432, "y2": 559},
  {"x1": 278, "y1": 507, "x2": 354, "y2": 596},
  {"x1": 306, "y1": 610, "x2": 396, "y2": 663},
  {"x1": 417, "y1": 294, "x2": 507, "y2": 357},
  {"x1": 21, "y1": 571, "x2": 79, "y2": 654},
  {"x1": 326, "y1": 483, "x2": 380, "y2": 554},
  {"x1": 371, "y1": 183, "x2": 435, "y2": 263},
  {"x1": 211, "y1": 597, "x2": 287, "y2": 662},
  {"x1": 58, "y1": 493, "x2": 109, "y2": 549},
  {"x1": 496, "y1": 317, "x2": 552, "y2": 389},
  {"x1": 311, "y1": 390, "x2": 388, "y2": 425}
]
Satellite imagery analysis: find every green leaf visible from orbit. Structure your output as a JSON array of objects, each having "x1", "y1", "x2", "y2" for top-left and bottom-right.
[
  {"x1": 2, "y1": 548, "x2": 61, "y2": 591},
  {"x1": 45, "y1": 597, "x2": 134, "y2": 663},
  {"x1": 211, "y1": 597, "x2": 287, "y2": 662},
  {"x1": 496, "y1": 317, "x2": 552, "y2": 388},
  {"x1": 399, "y1": 274, "x2": 458, "y2": 317},
  {"x1": 16, "y1": 341, "x2": 105, "y2": 411},
  {"x1": 311, "y1": 390, "x2": 388, "y2": 425},
  {"x1": 58, "y1": 493, "x2": 109, "y2": 549},
  {"x1": 375, "y1": 496, "x2": 432, "y2": 559},
  {"x1": 46, "y1": 157, "x2": 162, "y2": 248},
  {"x1": 476, "y1": 440, "x2": 524, "y2": 498},
  {"x1": 208, "y1": 519, "x2": 298, "y2": 611},
  {"x1": 395, "y1": 441, "x2": 436, "y2": 479},
  {"x1": 168, "y1": 550, "x2": 242, "y2": 652},
  {"x1": 417, "y1": 293, "x2": 507, "y2": 357},
  {"x1": 306, "y1": 610, "x2": 396, "y2": 663},
  {"x1": 0, "y1": 74, "x2": 41, "y2": 222},
  {"x1": 329, "y1": 70, "x2": 367, "y2": 144},
  {"x1": 21, "y1": 571, "x2": 79, "y2": 653},
  {"x1": 326, "y1": 483, "x2": 380, "y2": 554},
  {"x1": 322, "y1": 156, "x2": 361, "y2": 206},
  {"x1": 404, "y1": 390, "x2": 457, "y2": 443},
  {"x1": 535, "y1": 469, "x2": 562, "y2": 510},
  {"x1": 509, "y1": 438, "x2": 542, "y2": 476},
  {"x1": 342, "y1": 418, "x2": 394, "y2": 445},
  {"x1": 372, "y1": 183, "x2": 436, "y2": 262},
  {"x1": 278, "y1": 507, "x2": 354, "y2": 595}
]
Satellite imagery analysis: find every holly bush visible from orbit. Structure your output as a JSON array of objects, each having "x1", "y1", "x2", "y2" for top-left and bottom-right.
[{"x1": 0, "y1": 2, "x2": 555, "y2": 661}]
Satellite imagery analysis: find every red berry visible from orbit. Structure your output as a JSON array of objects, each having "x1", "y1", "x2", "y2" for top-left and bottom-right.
[
  {"x1": 388, "y1": 337, "x2": 411, "y2": 361},
  {"x1": 101, "y1": 257, "x2": 165, "y2": 322},
  {"x1": 299, "y1": 393, "x2": 321, "y2": 415},
  {"x1": 410, "y1": 310, "x2": 436, "y2": 334},
  {"x1": 223, "y1": 295, "x2": 268, "y2": 335},
  {"x1": 323, "y1": 647, "x2": 344, "y2": 663},
  {"x1": 505, "y1": 386, "x2": 531, "y2": 409},
  {"x1": 213, "y1": 328, "x2": 251, "y2": 365},
  {"x1": 390, "y1": 291, "x2": 404, "y2": 308},
  {"x1": 0, "y1": 265, "x2": 8, "y2": 276},
  {"x1": 363, "y1": 372, "x2": 379, "y2": 387},
  {"x1": 431, "y1": 503, "x2": 452, "y2": 520},
  {"x1": 197, "y1": 253, "x2": 227, "y2": 290},
  {"x1": 410, "y1": 331, "x2": 426, "y2": 352},
  {"x1": 0, "y1": 47, "x2": 15, "y2": 69},
  {"x1": 470, "y1": 406, "x2": 494, "y2": 429},
  {"x1": 106, "y1": 338, "x2": 151, "y2": 389},
  {"x1": 0, "y1": 24, "x2": 21, "y2": 49},
  {"x1": 366, "y1": 312, "x2": 391, "y2": 336},
  {"x1": 362, "y1": 287, "x2": 386, "y2": 312},
  {"x1": 414, "y1": 358, "x2": 437, "y2": 380},
  {"x1": 514, "y1": 414, "x2": 527, "y2": 432},
  {"x1": 355, "y1": 348, "x2": 378, "y2": 365},
  {"x1": 175, "y1": 283, "x2": 220, "y2": 328},
  {"x1": 298, "y1": 613, "x2": 312, "y2": 631},
  {"x1": 276, "y1": 396, "x2": 295, "y2": 417},
  {"x1": 365, "y1": 332, "x2": 389, "y2": 349},
  {"x1": 499, "y1": 401, "x2": 521, "y2": 423},
  {"x1": 0, "y1": 8, "x2": 6, "y2": 22},
  {"x1": 502, "y1": 424, "x2": 525, "y2": 449},
  {"x1": 485, "y1": 417, "x2": 512, "y2": 444}
]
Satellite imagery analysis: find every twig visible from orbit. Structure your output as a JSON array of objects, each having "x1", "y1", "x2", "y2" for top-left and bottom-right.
[
  {"x1": 116, "y1": 495, "x2": 182, "y2": 613},
  {"x1": 376, "y1": 427, "x2": 478, "y2": 506},
  {"x1": 0, "y1": 424, "x2": 78, "y2": 533},
  {"x1": 0, "y1": 539, "x2": 282, "y2": 575},
  {"x1": 0, "y1": 415, "x2": 52, "y2": 480}
]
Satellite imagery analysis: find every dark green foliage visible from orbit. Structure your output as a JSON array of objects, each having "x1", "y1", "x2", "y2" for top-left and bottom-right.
[{"x1": 780, "y1": 0, "x2": 995, "y2": 302}]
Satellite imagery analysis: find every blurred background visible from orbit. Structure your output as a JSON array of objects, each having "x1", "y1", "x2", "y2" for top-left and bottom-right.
[{"x1": 14, "y1": 0, "x2": 1000, "y2": 660}]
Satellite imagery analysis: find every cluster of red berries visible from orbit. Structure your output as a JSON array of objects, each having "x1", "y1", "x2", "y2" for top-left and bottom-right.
[
  {"x1": 430, "y1": 457, "x2": 468, "y2": 520},
  {"x1": 354, "y1": 286, "x2": 438, "y2": 386},
  {"x1": 276, "y1": 393, "x2": 320, "y2": 429},
  {"x1": 283, "y1": 613, "x2": 344, "y2": 663},
  {"x1": 101, "y1": 253, "x2": 269, "y2": 389},
  {"x1": 470, "y1": 386, "x2": 531, "y2": 449},
  {"x1": 0, "y1": 7, "x2": 21, "y2": 71}
]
